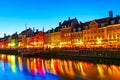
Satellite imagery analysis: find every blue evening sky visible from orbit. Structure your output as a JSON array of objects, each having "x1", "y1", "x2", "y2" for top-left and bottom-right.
[{"x1": 0, "y1": 0, "x2": 120, "y2": 37}]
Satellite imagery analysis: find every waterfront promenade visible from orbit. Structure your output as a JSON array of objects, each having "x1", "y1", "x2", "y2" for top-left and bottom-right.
[{"x1": 1, "y1": 48, "x2": 120, "y2": 60}]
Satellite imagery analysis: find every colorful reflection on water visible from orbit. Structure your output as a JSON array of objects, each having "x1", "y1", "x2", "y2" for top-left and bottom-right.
[{"x1": 0, "y1": 54, "x2": 120, "y2": 80}]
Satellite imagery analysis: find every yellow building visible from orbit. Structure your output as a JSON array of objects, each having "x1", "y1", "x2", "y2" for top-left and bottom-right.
[
  {"x1": 107, "y1": 24, "x2": 120, "y2": 48},
  {"x1": 60, "y1": 26, "x2": 72, "y2": 48},
  {"x1": 60, "y1": 18, "x2": 79, "y2": 48},
  {"x1": 51, "y1": 30, "x2": 61, "y2": 48},
  {"x1": 83, "y1": 21, "x2": 108, "y2": 48},
  {"x1": 18, "y1": 28, "x2": 34, "y2": 48},
  {"x1": 18, "y1": 34, "x2": 27, "y2": 48},
  {"x1": 44, "y1": 31, "x2": 51, "y2": 49},
  {"x1": 71, "y1": 25, "x2": 83, "y2": 48}
]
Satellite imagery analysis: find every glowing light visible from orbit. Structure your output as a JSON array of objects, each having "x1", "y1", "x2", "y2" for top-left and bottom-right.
[
  {"x1": 18, "y1": 43, "x2": 21, "y2": 46},
  {"x1": 96, "y1": 37, "x2": 102, "y2": 44},
  {"x1": 34, "y1": 42, "x2": 37, "y2": 45}
]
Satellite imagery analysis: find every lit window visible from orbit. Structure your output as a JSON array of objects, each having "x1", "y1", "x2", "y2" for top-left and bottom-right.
[
  {"x1": 69, "y1": 33, "x2": 70, "y2": 36},
  {"x1": 64, "y1": 34, "x2": 66, "y2": 37}
]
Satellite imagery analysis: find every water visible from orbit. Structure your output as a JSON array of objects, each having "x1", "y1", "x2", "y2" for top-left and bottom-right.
[{"x1": 0, "y1": 54, "x2": 120, "y2": 80}]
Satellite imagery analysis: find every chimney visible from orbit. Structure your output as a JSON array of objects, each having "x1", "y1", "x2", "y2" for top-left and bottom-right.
[
  {"x1": 59, "y1": 22, "x2": 61, "y2": 27},
  {"x1": 68, "y1": 17, "x2": 70, "y2": 21},
  {"x1": 33, "y1": 27, "x2": 35, "y2": 32},
  {"x1": 36, "y1": 29, "x2": 39, "y2": 32},
  {"x1": 4, "y1": 33, "x2": 6, "y2": 37},
  {"x1": 109, "y1": 11, "x2": 113, "y2": 18},
  {"x1": 80, "y1": 21, "x2": 82, "y2": 25},
  {"x1": 116, "y1": 15, "x2": 120, "y2": 17}
]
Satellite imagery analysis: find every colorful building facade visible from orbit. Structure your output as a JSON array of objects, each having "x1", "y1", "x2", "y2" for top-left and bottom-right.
[{"x1": 0, "y1": 12, "x2": 120, "y2": 49}]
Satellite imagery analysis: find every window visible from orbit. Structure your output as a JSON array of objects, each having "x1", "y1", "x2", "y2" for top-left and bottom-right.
[
  {"x1": 69, "y1": 33, "x2": 70, "y2": 36},
  {"x1": 94, "y1": 36, "x2": 96, "y2": 39},
  {"x1": 98, "y1": 29, "x2": 100, "y2": 33},
  {"x1": 118, "y1": 19, "x2": 120, "y2": 23},
  {"x1": 101, "y1": 29, "x2": 104, "y2": 32},
  {"x1": 117, "y1": 33, "x2": 120, "y2": 37},
  {"x1": 94, "y1": 26, "x2": 96, "y2": 28},
  {"x1": 73, "y1": 28, "x2": 76, "y2": 32},
  {"x1": 113, "y1": 33, "x2": 116, "y2": 38},
  {"x1": 84, "y1": 32, "x2": 86, "y2": 34},
  {"x1": 91, "y1": 31, "x2": 93, "y2": 34},
  {"x1": 64, "y1": 34, "x2": 66, "y2": 37},
  {"x1": 78, "y1": 27, "x2": 81, "y2": 32},
  {"x1": 85, "y1": 26, "x2": 88, "y2": 29},
  {"x1": 101, "y1": 23, "x2": 105, "y2": 27},
  {"x1": 102, "y1": 36, "x2": 104, "y2": 39},
  {"x1": 111, "y1": 20, "x2": 115, "y2": 24},
  {"x1": 87, "y1": 31, "x2": 89, "y2": 34},
  {"x1": 91, "y1": 36, "x2": 93, "y2": 39},
  {"x1": 88, "y1": 37, "x2": 89, "y2": 39},
  {"x1": 84, "y1": 37, "x2": 86, "y2": 40}
]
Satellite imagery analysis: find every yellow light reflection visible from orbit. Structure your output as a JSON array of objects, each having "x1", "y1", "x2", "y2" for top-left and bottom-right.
[
  {"x1": 79, "y1": 62, "x2": 86, "y2": 76},
  {"x1": 58, "y1": 61, "x2": 64, "y2": 74},
  {"x1": 51, "y1": 59, "x2": 56, "y2": 74},
  {"x1": 18, "y1": 57, "x2": 23, "y2": 71},
  {"x1": 11, "y1": 55, "x2": 16, "y2": 73},
  {"x1": 97, "y1": 64, "x2": 105, "y2": 78},
  {"x1": 27, "y1": 58, "x2": 30, "y2": 72}
]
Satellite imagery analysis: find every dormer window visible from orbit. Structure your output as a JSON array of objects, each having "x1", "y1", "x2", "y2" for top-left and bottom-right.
[
  {"x1": 101, "y1": 23, "x2": 105, "y2": 27},
  {"x1": 119, "y1": 19, "x2": 120, "y2": 23},
  {"x1": 85, "y1": 26, "x2": 88, "y2": 29},
  {"x1": 78, "y1": 27, "x2": 81, "y2": 32},
  {"x1": 111, "y1": 20, "x2": 115, "y2": 24},
  {"x1": 73, "y1": 28, "x2": 76, "y2": 32},
  {"x1": 48, "y1": 30, "x2": 50, "y2": 34}
]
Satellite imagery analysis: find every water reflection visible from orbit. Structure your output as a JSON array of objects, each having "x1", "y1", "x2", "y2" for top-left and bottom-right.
[{"x1": 0, "y1": 54, "x2": 120, "y2": 80}]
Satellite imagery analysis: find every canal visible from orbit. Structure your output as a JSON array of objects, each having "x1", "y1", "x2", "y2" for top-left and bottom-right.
[{"x1": 0, "y1": 54, "x2": 120, "y2": 80}]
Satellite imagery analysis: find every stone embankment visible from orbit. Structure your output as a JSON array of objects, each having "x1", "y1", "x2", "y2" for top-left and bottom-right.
[{"x1": 1, "y1": 49, "x2": 120, "y2": 59}]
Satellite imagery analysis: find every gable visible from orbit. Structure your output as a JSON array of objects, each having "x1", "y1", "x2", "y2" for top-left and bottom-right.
[{"x1": 89, "y1": 20, "x2": 98, "y2": 29}]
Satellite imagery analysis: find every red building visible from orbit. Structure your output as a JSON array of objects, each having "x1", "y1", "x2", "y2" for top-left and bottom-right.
[{"x1": 29, "y1": 30, "x2": 44, "y2": 48}]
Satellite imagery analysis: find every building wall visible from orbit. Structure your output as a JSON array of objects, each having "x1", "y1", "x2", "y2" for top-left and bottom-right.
[
  {"x1": 44, "y1": 33, "x2": 51, "y2": 48},
  {"x1": 60, "y1": 27, "x2": 72, "y2": 47},
  {"x1": 71, "y1": 32, "x2": 83, "y2": 47},
  {"x1": 51, "y1": 32, "x2": 60, "y2": 48},
  {"x1": 107, "y1": 24, "x2": 120, "y2": 48},
  {"x1": 83, "y1": 21, "x2": 108, "y2": 48},
  {"x1": 18, "y1": 34, "x2": 27, "y2": 48}
]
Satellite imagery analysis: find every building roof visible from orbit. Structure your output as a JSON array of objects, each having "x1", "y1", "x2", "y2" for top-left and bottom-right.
[
  {"x1": 61, "y1": 18, "x2": 77, "y2": 27},
  {"x1": 20, "y1": 28, "x2": 33, "y2": 35}
]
